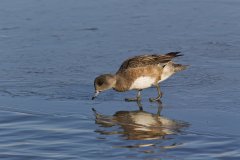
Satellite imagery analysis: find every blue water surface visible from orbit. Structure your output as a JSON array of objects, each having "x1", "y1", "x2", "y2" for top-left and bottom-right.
[{"x1": 0, "y1": 0, "x2": 240, "y2": 159}]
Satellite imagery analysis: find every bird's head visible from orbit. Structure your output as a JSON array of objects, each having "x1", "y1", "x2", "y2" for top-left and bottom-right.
[{"x1": 92, "y1": 74, "x2": 116, "y2": 100}]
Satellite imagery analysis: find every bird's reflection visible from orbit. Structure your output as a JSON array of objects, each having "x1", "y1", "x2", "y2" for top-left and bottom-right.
[{"x1": 93, "y1": 101, "x2": 189, "y2": 142}]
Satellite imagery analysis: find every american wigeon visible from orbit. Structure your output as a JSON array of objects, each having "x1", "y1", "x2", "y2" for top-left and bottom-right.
[{"x1": 92, "y1": 52, "x2": 187, "y2": 101}]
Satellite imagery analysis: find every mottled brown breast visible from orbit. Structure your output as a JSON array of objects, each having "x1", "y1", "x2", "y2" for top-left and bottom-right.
[{"x1": 113, "y1": 65, "x2": 163, "y2": 92}]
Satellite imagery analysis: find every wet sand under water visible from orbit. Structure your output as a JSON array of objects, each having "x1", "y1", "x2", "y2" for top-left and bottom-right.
[{"x1": 0, "y1": 0, "x2": 240, "y2": 159}]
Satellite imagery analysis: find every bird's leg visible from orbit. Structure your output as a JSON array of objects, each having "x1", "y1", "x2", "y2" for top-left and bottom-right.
[
  {"x1": 125, "y1": 90, "x2": 142, "y2": 102},
  {"x1": 156, "y1": 100, "x2": 163, "y2": 116},
  {"x1": 149, "y1": 85, "x2": 163, "y2": 102},
  {"x1": 137, "y1": 100, "x2": 143, "y2": 111}
]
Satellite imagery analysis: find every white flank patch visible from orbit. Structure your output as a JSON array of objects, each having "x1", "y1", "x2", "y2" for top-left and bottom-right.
[
  {"x1": 130, "y1": 76, "x2": 155, "y2": 90},
  {"x1": 158, "y1": 73, "x2": 172, "y2": 83},
  {"x1": 158, "y1": 65, "x2": 174, "y2": 83}
]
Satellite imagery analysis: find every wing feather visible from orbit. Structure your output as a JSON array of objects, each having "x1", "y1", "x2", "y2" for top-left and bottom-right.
[{"x1": 117, "y1": 52, "x2": 182, "y2": 73}]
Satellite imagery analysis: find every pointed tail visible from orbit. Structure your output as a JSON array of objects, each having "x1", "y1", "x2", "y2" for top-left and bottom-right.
[{"x1": 173, "y1": 64, "x2": 189, "y2": 72}]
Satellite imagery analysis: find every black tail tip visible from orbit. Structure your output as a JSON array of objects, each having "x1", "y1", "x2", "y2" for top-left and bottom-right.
[{"x1": 166, "y1": 51, "x2": 183, "y2": 57}]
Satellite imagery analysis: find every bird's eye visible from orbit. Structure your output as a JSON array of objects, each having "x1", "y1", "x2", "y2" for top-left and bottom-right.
[{"x1": 97, "y1": 79, "x2": 104, "y2": 86}]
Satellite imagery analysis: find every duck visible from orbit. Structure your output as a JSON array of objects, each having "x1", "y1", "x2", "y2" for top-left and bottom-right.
[{"x1": 92, "y1": 52, "x2": 187, "y2": 101}]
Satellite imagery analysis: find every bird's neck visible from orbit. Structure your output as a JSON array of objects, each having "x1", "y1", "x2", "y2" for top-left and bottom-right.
[
  {"x1": 110, "y1": 74, "x2": 117, "y2": 88},
  {"x1": 112, "y1": 74, "x2": 129, "y2": 92}
]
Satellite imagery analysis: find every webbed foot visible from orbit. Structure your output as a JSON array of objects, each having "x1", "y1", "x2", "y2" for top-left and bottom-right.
[{"x1": 149, "y1": 92, "x2": 163, "y2": 102}]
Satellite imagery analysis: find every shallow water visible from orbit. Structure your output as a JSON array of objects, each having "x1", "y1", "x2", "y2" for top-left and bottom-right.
[{"x1": 0, "y1": 0, "x2": 240, "y2": 159}]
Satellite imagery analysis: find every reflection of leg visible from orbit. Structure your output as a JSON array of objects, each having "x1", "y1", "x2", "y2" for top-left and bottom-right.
[
  {"x1": 125, "y1": 90, "x2": 142, "y2": 102},
  {"x1": 149, "y1": 85, "x2": 163, "y2": 102},
  {"x1": 156, "y1": 100, "x2": 163, "y2": 116},
  {"x1": 137, "y1": 100, "x2": 143, "y2": 111}
]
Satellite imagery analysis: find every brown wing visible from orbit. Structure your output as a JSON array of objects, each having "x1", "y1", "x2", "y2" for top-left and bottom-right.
[{"x1": 117, "y1": 52, "x2": 183, "y2": 73}]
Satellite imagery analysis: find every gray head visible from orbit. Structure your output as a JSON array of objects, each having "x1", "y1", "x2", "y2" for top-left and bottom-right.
[{"x1": 92, "y1": 74, "x2": 116, "y2": 100}]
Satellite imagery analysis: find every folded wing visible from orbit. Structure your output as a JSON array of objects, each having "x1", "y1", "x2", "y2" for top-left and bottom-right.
[{"x1": 117, "y1": 52, "x2": 183, "y2": 73}]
